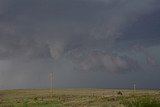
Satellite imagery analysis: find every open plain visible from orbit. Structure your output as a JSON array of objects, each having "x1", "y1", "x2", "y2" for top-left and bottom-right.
[{"x1": 0, "y1": 89, "x2": 160, "y2": 107}]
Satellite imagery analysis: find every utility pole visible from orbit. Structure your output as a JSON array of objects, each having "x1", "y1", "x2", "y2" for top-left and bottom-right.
[
  {"x1": 134, "y1": 84, "x2": 136, "y2": 92},
  {"x1": 50, "y1": 72, "x2": 53, "y2": 98}
]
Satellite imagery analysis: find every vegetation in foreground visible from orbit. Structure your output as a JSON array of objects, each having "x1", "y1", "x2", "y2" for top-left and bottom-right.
[{"x1": 0, "y1": 89, "x2": 159, "y2": 107}]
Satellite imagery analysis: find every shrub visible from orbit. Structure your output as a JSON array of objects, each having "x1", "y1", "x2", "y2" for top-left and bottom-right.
[
  {"x1": 117, "y1": 91, "x2": 123, "y2": 96},
  {"x1": 34, "y1": 97, "x2": 38, "y2": 101}
]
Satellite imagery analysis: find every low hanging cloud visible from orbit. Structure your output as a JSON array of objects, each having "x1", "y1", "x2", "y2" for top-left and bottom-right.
[{"x1": 71, "y1": 52, "x2": 139, "y2": 73}]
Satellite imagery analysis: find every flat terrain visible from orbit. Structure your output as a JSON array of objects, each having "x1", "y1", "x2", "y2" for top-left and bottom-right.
[{"x1": 0, "y1": 89, "x2": 160, "y2": 107}]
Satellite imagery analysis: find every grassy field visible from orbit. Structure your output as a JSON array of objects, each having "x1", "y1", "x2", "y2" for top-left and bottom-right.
[{"x1": 0, "y1": 89, "x2": 160, "y2": 107}]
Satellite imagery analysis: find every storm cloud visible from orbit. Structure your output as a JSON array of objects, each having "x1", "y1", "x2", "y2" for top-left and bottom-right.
[{"x1": 0, "y1": 0, "x2": 160, "y2": 89}]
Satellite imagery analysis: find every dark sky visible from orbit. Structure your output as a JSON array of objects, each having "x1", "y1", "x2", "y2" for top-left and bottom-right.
[{"x1": 0, "y1": 0, "x2": 160, "y2": 89}]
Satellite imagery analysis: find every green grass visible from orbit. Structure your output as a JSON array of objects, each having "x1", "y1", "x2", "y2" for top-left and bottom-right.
[
  {"x1": 0, "y1": 89, "x2": 159, "y2": 107},
  {"x1": 121, "y1": 96, "x2": 160, "y2": 107}
]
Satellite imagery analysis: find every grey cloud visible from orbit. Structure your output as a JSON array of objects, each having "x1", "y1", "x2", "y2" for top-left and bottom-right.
[
  {"x1": 0, "y1": 35, "x2": 51, "y2": 60},
  {"x1": 90, "y1": 0, "x2": 159, "y2": 40},
  {"x1": 0, "y1": 0, "x2": 159, "y2": 66},
  {"x1": 71, "y1": 51, "x2": 139, "y2": 73},
  {"x1": 0, "y1": 0, "x2": 160, "y2": 89},
  {"x1": 0, "y1": 0, "x2": 12, "y2": 15}
]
